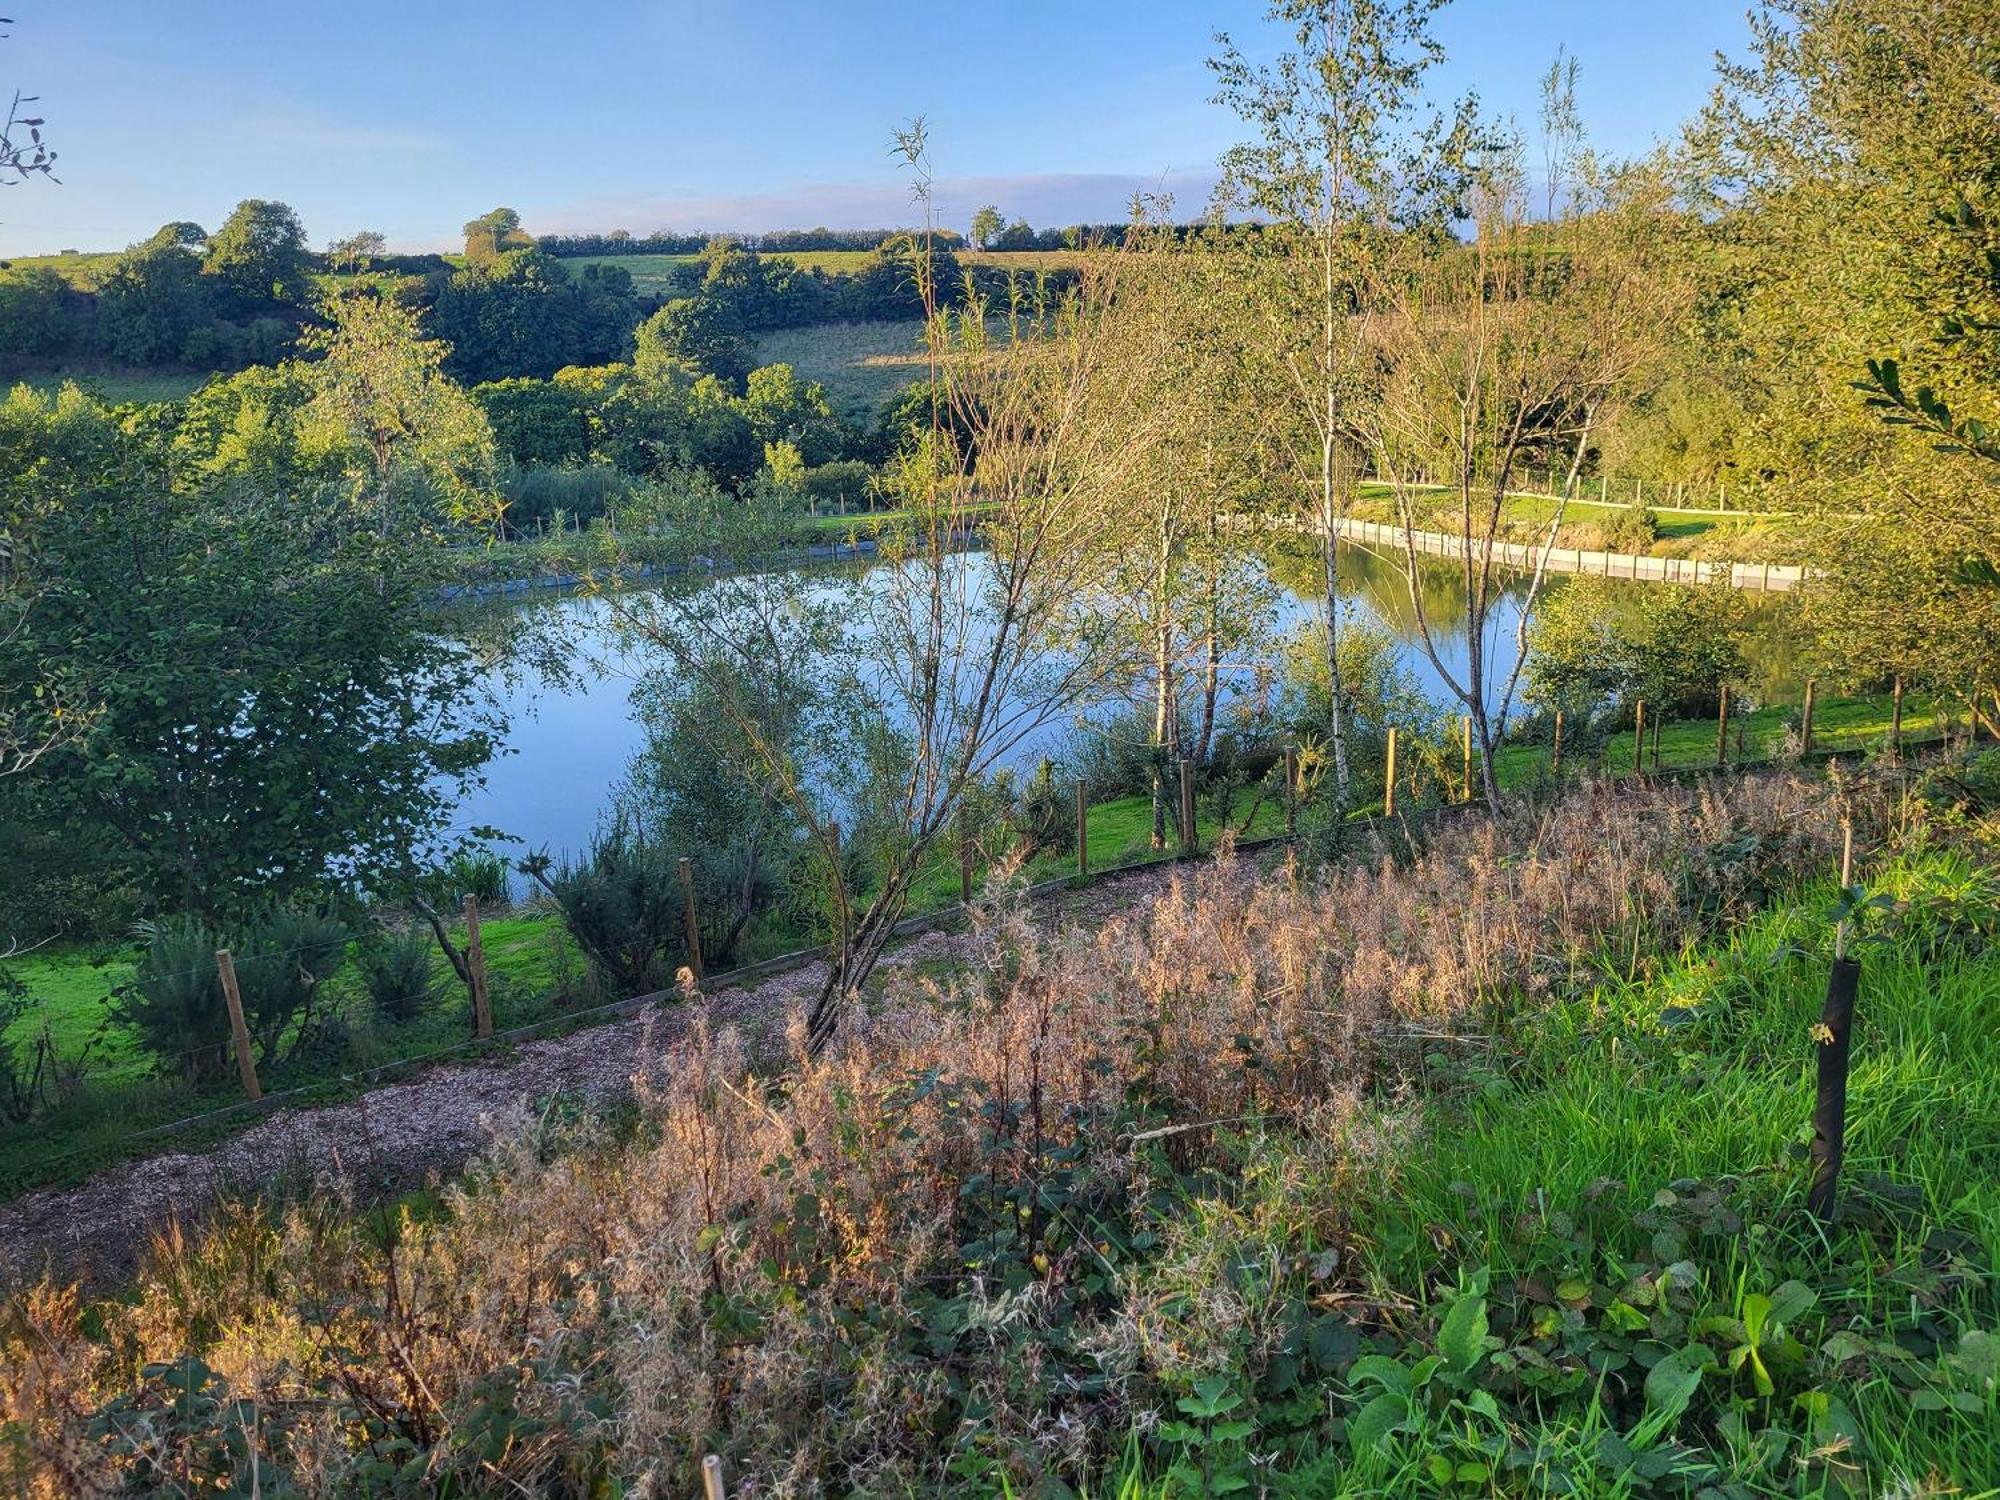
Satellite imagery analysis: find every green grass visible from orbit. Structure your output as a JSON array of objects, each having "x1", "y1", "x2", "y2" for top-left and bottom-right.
[
  {"x1": 0, "y1": 249, "x2": 124, "y2": 289},
  {"x1": 3, "y1": 365, "x2": 210, "y2": 404},
  {"x1": 1351, "y1": 862, "x2": 2000, "y2": 1491},
  {"x1": 751, "y1": 319, "x2": 929, "y2": 417}
]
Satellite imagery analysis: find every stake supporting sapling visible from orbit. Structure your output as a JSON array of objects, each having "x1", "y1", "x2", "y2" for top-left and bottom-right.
[
  {"x1": 1811, "y1": 819, "x2": 1858, "y2": 1221},
  {"x1": 463, "y1": 894, "x2": 492, "y2": 1040},
  {"x1": 214, "y1": 949, "x2": 262, "y2": 1103}
]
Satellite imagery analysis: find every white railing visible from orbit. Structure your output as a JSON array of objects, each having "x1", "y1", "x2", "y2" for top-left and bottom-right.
[{"x1": 1333, "y1": 518, "x2": 1808, "y2": 593}]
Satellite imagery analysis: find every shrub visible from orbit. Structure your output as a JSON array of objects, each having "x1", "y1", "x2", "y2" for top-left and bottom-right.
[
  {"x1": 358, "y1": 926, "x2": 439, "y2": 1025},
  {"x1": 444, "y1": 849, "x2": 512, "y2": 907},
  {"x1": 497, "y1": 461, "x2": 631, "y2": 536},
  {"x1": 1602, "y1": 503, "x2": 1660, "y2": 552},
  {"x1": 522, "y1": 817, "x2": 687, "y2": 998},
  {"x1": 119, "y1": 908, "x2": 349, "y2": 1085}
]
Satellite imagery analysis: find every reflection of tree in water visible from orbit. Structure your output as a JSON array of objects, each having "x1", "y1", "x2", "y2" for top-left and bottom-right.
[{"x1": 1258, "y1": 534, "x2": 1807, "y2": 705}]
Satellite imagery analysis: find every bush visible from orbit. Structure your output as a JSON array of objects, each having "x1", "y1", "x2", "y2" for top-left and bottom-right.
[
  {"x1": 523, "y1": 817, "x2": 687, "y2": 999},
  {"x1": 497, "y1": 461, "x2": 631, "y2": 537},
  {"x1": 443, "y1": 848, "x2": 512, "y2": 906},
  {"x1": 358, "y1": 926, "x2": 439, "y2": 1025},
  {"x1": 119, "y1": 908, "x2": 349, "y2": 1085},
  {"x1": 1601, "y1": 503, "x2": 1660, "y2": 552}
]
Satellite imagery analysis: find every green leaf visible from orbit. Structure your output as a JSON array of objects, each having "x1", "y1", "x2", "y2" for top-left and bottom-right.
[
  {"x1": 1347, "y1": 1354, "x2": 1414, "y2": 1395},
  {"x1": 1644, "y1": 1345, "x2": 1707, "y2": 1418},
  {"x1": 1438, "y1": 1292, "x2": 1490, "y2": 1375},
  {"x1": 1347, "y1": 1392, "x2": 1412, "y2": 1453}
]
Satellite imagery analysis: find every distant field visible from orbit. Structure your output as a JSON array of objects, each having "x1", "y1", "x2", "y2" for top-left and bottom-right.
[
  {"x1": 553, "y1": 247, "x2": 1087, "y2": 294},
  {"x1": 4, "y1": 365, "x2": 209, "y2": 404},
  {"x1": 753, "y1": 319, "x2": 929, "y2": 417},
  {"x1": 0, "y1": 250, "x2": 123, "y2": 290}
]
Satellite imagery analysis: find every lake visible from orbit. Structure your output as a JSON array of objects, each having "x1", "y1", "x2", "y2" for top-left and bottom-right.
[{"x1": 446, "y1": 538, "x2": 1800, "y2": 867}]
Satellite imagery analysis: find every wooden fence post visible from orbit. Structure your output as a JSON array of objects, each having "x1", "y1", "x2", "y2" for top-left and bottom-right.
[
  {"x1": 1810, "y1": 823, "x2": 1859, "y2": 1220},
  {"x1": 1076, "y1": 781, "x2": 1089, "y2": 878},
  {"x1": 958, "y1": 812, "x2": 974, "y2": 904},
  {"x1": 1384, "y1": 727, "x2": 1399, "y2": 817},
  {"x1": 1551, "y1": 709, "x2": 1564, "y2": 778},
  {"x1": 214, "y1": 949, "x2": 262, "y2": 1103},
  {"x1": 1716, "y1": 684, "x2": 1731, "y2": 768},
  {"x1": 1890, "y1": 675, "x2": 1905, "y2": 756},
  {"x1": 1283, "y1": 745, "x2": 1298, "y2": 838},
  {"x1": 1633, "y1": 701, "x2": 1646, "y2": 774},
  {"x1": 677, "y1": 857, "x2": 703, "y2": 980},
  {"x1": 1178, "y1": 759, "x2": 1197, "y2": 856},
  {"x1": 1801, "y1": 679, "x2": 1817, "y2": 756},
  {"x1": 463, "y1": 894, "x2": 492, "y2": 1038}
]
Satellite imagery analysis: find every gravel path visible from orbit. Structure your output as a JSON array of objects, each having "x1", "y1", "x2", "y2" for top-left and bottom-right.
[{"x1": 0, "y1": 861, "x2": 1203, "y2": 1288}]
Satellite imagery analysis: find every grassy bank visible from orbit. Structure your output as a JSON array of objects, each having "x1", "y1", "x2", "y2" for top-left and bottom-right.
[
  {"x1": 6, "y1": 768, "x2": 1993, "y2": 1494},
  {"x1": 4, "y1": 695, "x2": 1964, "y2": 1203}
]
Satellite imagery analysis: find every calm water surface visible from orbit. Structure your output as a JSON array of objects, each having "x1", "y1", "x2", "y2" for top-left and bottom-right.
[{"x1": 448, "y1": 541, "x2": 1799, "y2": 864}]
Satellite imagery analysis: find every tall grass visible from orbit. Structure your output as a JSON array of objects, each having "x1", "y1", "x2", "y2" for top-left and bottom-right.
[{"x1": 4, "y1": 768, "x2": 1993, "y2": 1496}]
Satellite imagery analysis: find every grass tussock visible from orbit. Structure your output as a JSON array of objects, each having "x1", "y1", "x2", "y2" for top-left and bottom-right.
[{"x1": 6, "y1": 768, "x2": 1996, "y2": 1497}]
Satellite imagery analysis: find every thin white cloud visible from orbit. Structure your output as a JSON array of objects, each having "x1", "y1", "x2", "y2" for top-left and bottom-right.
[{"x1": 534, "y1": 167, "x2": 1224, "y2": 237}]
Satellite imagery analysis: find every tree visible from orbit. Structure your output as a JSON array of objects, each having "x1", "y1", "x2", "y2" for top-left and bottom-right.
[
  {"x1": 1211, "y1": 0, "x2": 1472, "y2": 817},
  {"x1": 1362, "y1": 62, "x2": 1675, "y2": 802},
  {"x1": 327, "y1": 230, "x2": 388, "y2": 273},
  {"x1": 462, "y1": 206, "x2": 531, "y2": 264},
  {"x1": 1697, "y1": 0, "x2": 2000, "y2": 711},
  {"x1": 0, "y1": 388, "x2": 500, "y2": 927},
  {"x1": 1, "y1": 21, "x2": 56, "y2": 187},
  {"x1": 971, "y1": 204, "x2": 1004, "y2": 250},
  {"x1": 93, "y1": 226, "x2": 216, "y2": 364},
  {"x1": 204, "y1": 198, "x2": 311, "y2": 307},
  {"x1": 605, "y1": 123, "x2": 1155, "y2": 1051},
  {"x1": 295, "y1": 290, "x2": 501, "y2": 533}
]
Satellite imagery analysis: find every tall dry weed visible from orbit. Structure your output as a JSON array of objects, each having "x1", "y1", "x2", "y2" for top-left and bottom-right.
[{"x1": 0, "y1": 769, "x2": 1856, "y2": 1496}]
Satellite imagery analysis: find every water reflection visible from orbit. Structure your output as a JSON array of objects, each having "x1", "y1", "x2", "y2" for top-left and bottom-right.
[{"x1": 449, "y1": 541, "x2": 1808, "y2": 863}]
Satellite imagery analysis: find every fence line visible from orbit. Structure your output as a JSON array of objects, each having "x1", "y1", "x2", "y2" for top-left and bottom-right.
[{"x1": 1332, "y1": 517, "x2": 1809, "y2": 593}]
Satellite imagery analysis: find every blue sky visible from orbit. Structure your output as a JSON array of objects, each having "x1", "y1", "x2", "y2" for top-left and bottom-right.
[{"x1": 0, "y1": 1, "x2": 1752, "y2": 258}]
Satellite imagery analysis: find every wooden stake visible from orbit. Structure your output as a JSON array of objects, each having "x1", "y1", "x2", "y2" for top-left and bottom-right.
[
  {"x1": 702, "y1": 1453, "x2": 728, "y2": 1500},
  {"x1": 1076, "y1": 781, "x2": 1089, "y2": 878},
  {"x1": 1890, "y1": 675, "x2": 1905, "y2": 756},
  {"x1": 1801, "y1": 679, "x2": 1817, "y2": 756},
  {"x1": 463, "y1": 894, "x2": 492, "y2": 1039},
  {"x1": 1551, "y1": 709, "x2": 1564, "y2": 778},
  {"x1": 1808, "y1": 955, "x2": 1859, "y2": 1221},
  {"x1": 1283, "y1": 745, "x2": 1298, "y2": 838},
  {"x1": 1178, "y1": 759, "x2": 1197, "y2": 856},
  {"x1": 1651, "y1": 711, "x2": 1663, "y2": 771},
  {"x1": 215, "y1": 949, "x2": 262, "y2": 1103},
  {"x1": 1461, "y1": 715, "x2": 1473, "y2": 802},
  {"x1": 1384, "y1": 727, "x2": 1399, "y2": 817},
  {"x1": 677, "y1": 857, "x2": 703, "y2": 980},
  {"x1": 1716, "y1": 683, "x2": 1731, "y2": 768},
  {"x1": 1633, "y1": 700, "x2": 1646, "y2": 774},
  {"x1": 958, "y1": 812, "x2": 974, "y2": 904}
]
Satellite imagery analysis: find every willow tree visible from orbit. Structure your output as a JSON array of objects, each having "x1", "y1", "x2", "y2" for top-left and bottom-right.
[
  {"x1": 605, "y1": 125, "x2": 1157, "y2": 1052},
  {"x1": 1081, "y1": 217, "x2": 1279, "y2": 845},
  {"x1": 1210, "y1": 0, "x2": 1471, "y2": 815},
  {"x1": 1361, "y1": 61, "x2": 1676, "y2": 802},
  {"x1": 1699, "y1": 0, "x2": 2000, "y2": 717}
]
